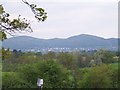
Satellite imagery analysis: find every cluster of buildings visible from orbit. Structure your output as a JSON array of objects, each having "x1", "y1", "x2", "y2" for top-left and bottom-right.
[{"x1": 25, "y1": 47, "x2": 98, "y2": 53}]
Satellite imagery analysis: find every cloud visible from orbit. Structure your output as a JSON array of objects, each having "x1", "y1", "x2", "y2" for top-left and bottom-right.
[{"x1": 1, "y1": 1, "x2": 118, "y2": 39}]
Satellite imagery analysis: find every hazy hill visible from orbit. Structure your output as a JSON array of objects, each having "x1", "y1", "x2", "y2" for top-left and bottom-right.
[{"x1": 2, "y1": 34, "x2": 118, "y2": 51}]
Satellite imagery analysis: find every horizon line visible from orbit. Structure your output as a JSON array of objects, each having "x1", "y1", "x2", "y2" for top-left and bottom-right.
[{"x1": 7, "y1": 34, "x2": 119, "y2": 40}]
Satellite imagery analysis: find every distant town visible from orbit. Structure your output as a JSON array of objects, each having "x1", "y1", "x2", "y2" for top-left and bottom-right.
[{"x1": 7, "y1": 47, "x2": 117, "y2": 53}]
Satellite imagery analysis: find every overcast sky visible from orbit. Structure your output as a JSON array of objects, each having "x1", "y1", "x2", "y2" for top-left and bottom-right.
[{"x1": 1, "y1": 0, "x2": 118, "y2": 39}]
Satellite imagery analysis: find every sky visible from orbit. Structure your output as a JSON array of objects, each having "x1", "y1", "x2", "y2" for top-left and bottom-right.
[{"x1": 0, "y1": 0, "x2": 119, "y2": 39}]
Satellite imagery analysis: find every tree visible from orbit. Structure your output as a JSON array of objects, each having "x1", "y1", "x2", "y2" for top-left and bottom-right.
[
  {"x1": 43, "y1": 51, "x2": 56, "y2": 60},
  {"x1": 13, "y1": 49, "x2": 19, "y2": 58},
  {"x1": 1, "y1": 47, "x2": 6, "y2": 60},
  {"x1": 89, "y1": 59, "x2": 96, "y2": 67},
  {"x1": 57, "y1": 52, "x2": 77, "y2": 70},
  {"x1": 94, "y1": 49, "x2": 116, "y2": 64},
  {"x1": 57, "y1": 52, "x2": 79, "y2": 87},
  {"x1": 19, "y1": 60, "x2": 74, "y2": 88},
  {"x1": 79, "y1": 64, "x2": 113, "y2": 88},
  {"x1": 22, "y1": 0, "x2": 47, "y2": 22},
  {"x1": 0, "y1": 0, "x2": 47, "y2": 41}
]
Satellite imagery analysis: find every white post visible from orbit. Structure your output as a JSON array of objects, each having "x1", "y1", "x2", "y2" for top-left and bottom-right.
[{"x1": 37, "y1": 79, "x2": 43, "y2": 90}]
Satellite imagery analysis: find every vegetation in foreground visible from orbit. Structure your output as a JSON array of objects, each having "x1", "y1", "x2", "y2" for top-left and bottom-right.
[{"x1": 1, "y1": 49, "x2": 120, "y2": 88}]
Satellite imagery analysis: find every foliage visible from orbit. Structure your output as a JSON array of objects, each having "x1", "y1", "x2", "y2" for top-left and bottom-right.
[
  {"x1": 79, "y1": 64, "x2": 116, "y2": 88},
  {"x1": 94, "y1": 49, "x2": 116, "y2": 64},
  {"x1": 19, "y1": 60, "x2": 74, "y2": 88},
  {"x1": 57, "y1": 52, "x2": 77, "y2": 70},
  {"x1": 1, "y1": 47, "x2": 12, "y2": 60},
  {"x1": 0, "y1": 31, "x2": 7, "y2": 41},
  {"x1": 0, "y1": 5, "x2": 32, "y2": 38},
  {"x1": 0, "y1": 1, "x2": 47, "y2": 41},
  {"x1": 109, "y1": 63, "x2": 119, "y2": 88},
  {"x1": 2, "y1": 72, "x2": 29, "y2": 88},
  {"x1": 2, "y1": 50, "x2": 119, "y2": 88},
  {"x1": 22, "y1": 0, "x2": 47, "y2": 22}
]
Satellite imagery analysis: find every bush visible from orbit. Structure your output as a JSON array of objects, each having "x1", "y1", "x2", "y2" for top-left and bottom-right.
[
  {"x1": 2, "y1": 72, "x2": 29, "y2": 88},
  {"x1": 79, "y1": 64, "x2": 113, "y2": 88},
  {"x1": 19, "y1": 60, "x2": 74, "y2": 88}
]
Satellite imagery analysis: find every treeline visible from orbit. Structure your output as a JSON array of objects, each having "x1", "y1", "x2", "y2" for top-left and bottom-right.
[{"x1": 1, "y1": 48, "x2": 119, "y2": 88}]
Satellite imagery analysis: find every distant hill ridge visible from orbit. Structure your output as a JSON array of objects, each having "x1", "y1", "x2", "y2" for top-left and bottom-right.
[{"x1": 2, "y1": 34, "x2": 118, "y2": 51}]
